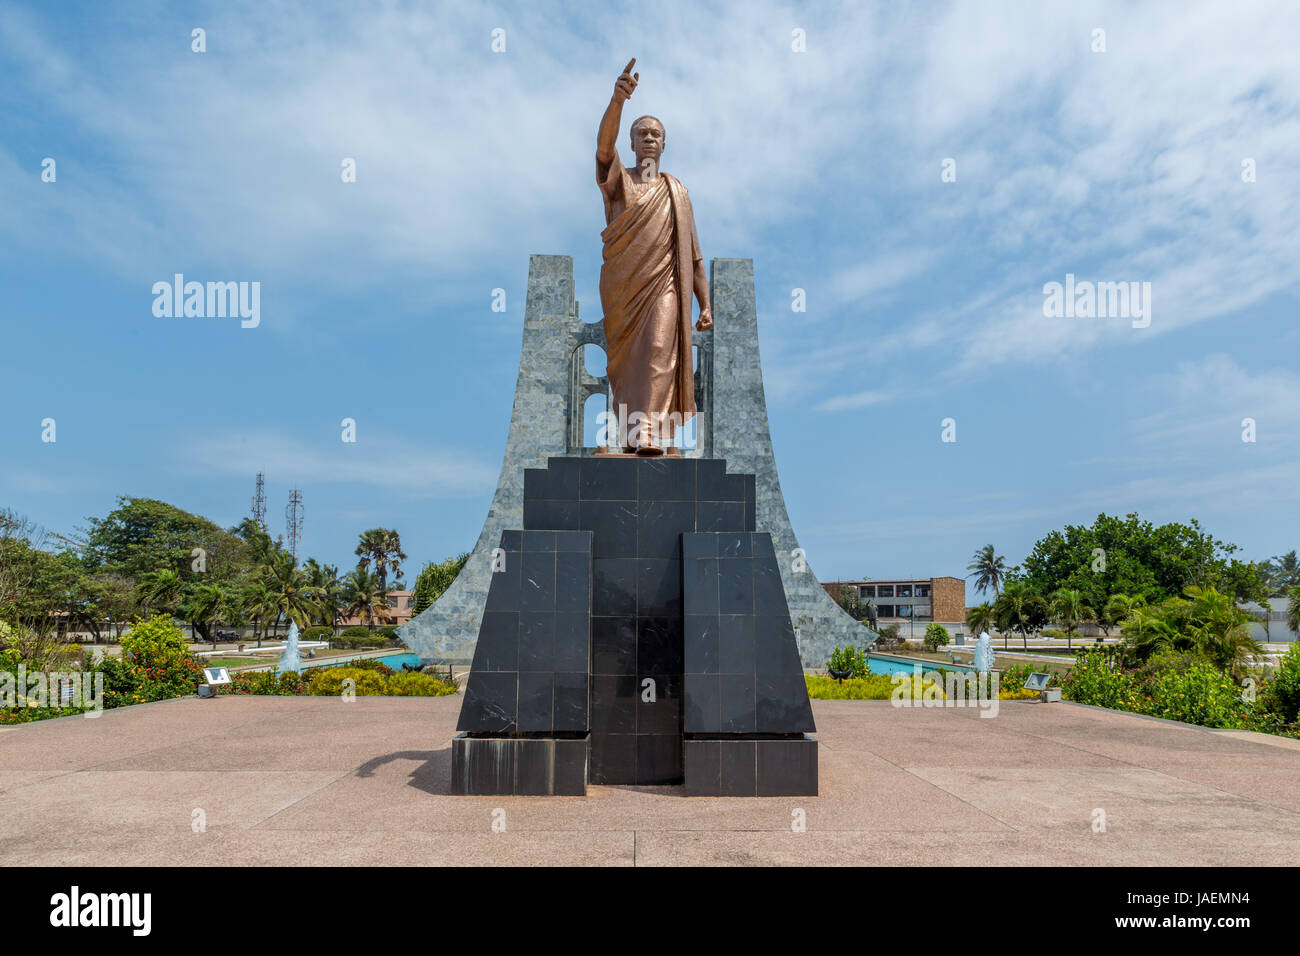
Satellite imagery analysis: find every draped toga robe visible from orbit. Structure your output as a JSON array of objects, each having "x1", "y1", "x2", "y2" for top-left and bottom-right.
[{"x1": 597, "y1": 155, "x2": 702, "y2": 444}]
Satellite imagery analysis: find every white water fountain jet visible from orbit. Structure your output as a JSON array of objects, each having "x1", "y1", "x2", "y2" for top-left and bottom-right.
[
  {"x1": 973, "y1": 630, "x2": 995, "y2": 675},
  {"x1": 276, "y1": 620, "x2": 302, "y2": 675}
]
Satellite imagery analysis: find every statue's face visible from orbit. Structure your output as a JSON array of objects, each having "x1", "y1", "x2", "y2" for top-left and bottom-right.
[{"x1": 631, "y1": 120, "x2": 665, "y2": 165}]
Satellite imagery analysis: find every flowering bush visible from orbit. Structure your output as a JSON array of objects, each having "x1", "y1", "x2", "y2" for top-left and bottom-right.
[
  {"x1": 220, "y1": 669, "x2": 308, "y2": 696},
  {"x1": 1258, "y1": 641, "x2": 1300, "y2": 724},
  {"x1": 1061, "y1": 649, "x2": 1138, "y2": 711},
  {"x1": 806, "y1": 673, "x2": 945, "y2": 700},
  {"x1": 99, "y1": 616, "x2": 204, "y2": 707},
  {"x1": 827, "y1": 644, "x2": 870, "y2": 678},
  {"x1": 1141, "y1": 658, "x2": 1242, "y2": 727},
  {"x1": 307, "y1": 666, "x2": 388, "y2": 697},
  {"x1": 386, "y1": 670, "x2": 458, "y2": 697},
  {"x1": 922, "y1": 623, "x2": 950, "y2": 651}
]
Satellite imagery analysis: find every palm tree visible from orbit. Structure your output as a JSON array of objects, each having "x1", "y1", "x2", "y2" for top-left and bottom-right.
[
  {"x1": 343, "y1": 567, "x2": 388, "y2": 630},
  {"x1": 262, "y1": 551, "x2": 324, "y2": 633},
  {"x1": 965, "y1": 601, "x2": 996, "y2": 639},
  {"x1": 1121, "y1": 586, "x2": 1263, "y2": 680},
  {"x1": 993, "y1": 581, "x2": 1048, "y2": 650},
  {"x1": 180, "y1": 581, "x2": 228, "y2": 649},
  {"x1": 1264, "y1": 551, "x2": 1300, "y2": 595},
  {"x1": 1102, "y1": 593, "x2": 1146, "y2": 637},
  {"x1": 1288, "y1": 584, "x2": 1300, "y2": 635},
  {"x1": 966, "y1": 544, "x2": 1008, "y2": 598},
  {"x1": 1183, "y1": 585, "x2": 1264, "y2": 679},
  {"x1": 354, "y1": 528, "x2": 407, "y2": 591},
  {"x1": 1050, "y1": 588, "x2": 1094, "y2": 650},
  {"x1": 241, "y1": 580, "x2": 277, "y2": 647},
  {"x1": 137, "y1": 568, "x2": 184, "y2": 616},
  {"x1": 1121, "y1": 604, "x2": 1183, "y2": 659},
  {"x1": 310, "y1": 562, "x2": 345, "y2": 633}
]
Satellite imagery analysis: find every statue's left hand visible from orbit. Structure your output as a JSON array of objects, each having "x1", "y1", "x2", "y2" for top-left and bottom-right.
[{"x1": 695, "y1": 308, "x2": 713, "y2": 331}]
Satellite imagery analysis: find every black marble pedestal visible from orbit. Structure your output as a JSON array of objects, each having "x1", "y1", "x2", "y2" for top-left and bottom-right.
[
  {"x1": 448, "y1": 456, "x2": 818, "y2": 796},
  {"x1": 452, "y1": 529, "x2": 592, "y2": 795}
]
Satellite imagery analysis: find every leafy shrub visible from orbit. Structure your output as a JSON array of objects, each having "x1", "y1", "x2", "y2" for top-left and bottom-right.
[
  {"x1": 221, "y1": 669, "x2": 308, "y2": 696},
  {"x1": 386, "y1": 671, "x2": 457, "y2": 697},
  {"x1": 97, "y1": 615, "x2": 203, "y2": 707},
  {"x1": 1259, "y1": 642, "x2": 1300, "y2": 723},
  {"x1": 805, "y1": 673, "x2": 945, "y2": 700},
  {"x1": 302, "y1": 626, "x2": 335, "y2": 642},
  {"x1": 998, "y1": 662, "x2": 1057, "y2": 692},
  {"x1": 333, "y1": 627, "x2": 388, "y2": 649},
  {"x1": 891, "y1": 672, "x2": 947, "y2": 701},
  {"x1": 1061, "y1": 648, "x2": 1138, "y2": 711},
  {"x1": 998, "y1": 687, "x2": 1041, "y2": 700},
  {"x1": 374, "y1": 625, "x2": 399, "y2": 640},
  {"x1": 343, "y1": 657, "x2": 393, "y2": 674},
  {"x1": 1141, "y1": 656, "x2": 1243, "y2": 728},
  {"x1": 827, "y1": 644, "x2": 870, "y2": 678},
  {"x1": 0, "y1": 705, "x2": 72, "y2": 724},
  {"x1": 806, "y1": 674, "x2": 893, "y2": 700},
  {"x1": 121, "y1": 615, "x2": 191, "y2": 670},
  {"x1": 308, "y1": 667, "x2": 387, "y2": 696},
  {"x1": 923, "y1": 623, "x2": 950, "y2": 651}
]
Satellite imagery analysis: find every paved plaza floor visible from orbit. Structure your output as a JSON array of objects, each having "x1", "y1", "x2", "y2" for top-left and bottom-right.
[{"x1": 2, "y1": 695, "x2": 1298, "y2": 866}]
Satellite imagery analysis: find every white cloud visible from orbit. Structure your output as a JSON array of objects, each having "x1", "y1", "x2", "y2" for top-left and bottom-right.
[
  {"x1": 183, "y1": 430, "x2": 497, "y2": 498},
  {"x1": 814, "y1": 389, "x2": 895, "y2": 412}
]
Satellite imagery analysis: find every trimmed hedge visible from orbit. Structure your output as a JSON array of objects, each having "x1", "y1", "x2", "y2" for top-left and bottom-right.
[{"x1": 306, "y1": 666, "x2": 456, "y2": 697}]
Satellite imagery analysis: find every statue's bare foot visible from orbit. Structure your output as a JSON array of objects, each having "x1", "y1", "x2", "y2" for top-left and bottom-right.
[{"x1": 634, "y1": 440, "x2": 664, "y2": 457}]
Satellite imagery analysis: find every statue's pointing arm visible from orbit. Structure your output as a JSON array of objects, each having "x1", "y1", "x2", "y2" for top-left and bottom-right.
[{"x1": 597, "y1": 59, "x2": 637, "y2": 179}]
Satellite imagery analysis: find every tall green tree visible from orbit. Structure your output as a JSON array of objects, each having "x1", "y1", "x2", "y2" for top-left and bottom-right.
[
  {"x1": 304, "y1": 560, "x2": 345, "y2": 632},
  {"x1": 966, "y1": 544, "x2": 1008, "y2": 597},
  {"x1": 965, "y1": 601, "x2": 995, "y2": 638},
  {"x1": 262, "y1": 551, "x2": 324, "y2": 633},
  {"x1": 240, "y1": 579, "x2": 277, "y2": 647},
  {"x1": 83, "y1": 497, "x2": 255, "y2": 586},
  {"x1": 993, "y1": 582, "x2": 1048, "y2": 650},
  {"x1": 180, "y1": 581, "x2": 228, "y2": 648},
  {"x1": 1101, "y1": 593, "x2": 1146, "y2": 637},
  {"x1": 1049, "y1": 587, "x2": 1093, "y2": 649},
  {"x1": 354, "y1": 528, "x2": 407, "y2": 591},
  {"x1": 1263, "y1": 551, "x2": 1300, "y2": 595},
  {"x1": 1121, "y1": 585, "x2": 1263, "y2": 679},
  {"x1": 137, "y1": 568, "x2": 184, "y2": 616},
  {"x1": 343, "y1": 566, "x2": 388, "y2": 630},
  {"x1": 411, "y1": 552, "x2": 469, "y2": 615},
  {"x1": 1016, "y1": 513, "x2": 1268, "y2": 610}
]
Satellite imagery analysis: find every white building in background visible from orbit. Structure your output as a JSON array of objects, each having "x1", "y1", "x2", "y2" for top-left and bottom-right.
[{"x1": 1242, "y1": 597, "x2": 1298, "y2": 643}]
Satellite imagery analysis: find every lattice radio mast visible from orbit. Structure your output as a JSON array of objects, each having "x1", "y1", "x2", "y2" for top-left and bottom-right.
[
  {"x1": 285, "y1": 488, "x2": 303, "y2": 563},
  {"x1": 251, "y1": 472, "x2": 268, "y2": 532}
]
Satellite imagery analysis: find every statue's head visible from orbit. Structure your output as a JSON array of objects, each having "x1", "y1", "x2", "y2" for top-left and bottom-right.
[{"x1": 630, "y1": 115, "x2": 665, "y2": 166}]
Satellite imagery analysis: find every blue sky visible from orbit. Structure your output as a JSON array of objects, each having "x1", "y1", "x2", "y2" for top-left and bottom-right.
[{"x1": 2, "y1": 0, "x2": 1298, "y2": 597}]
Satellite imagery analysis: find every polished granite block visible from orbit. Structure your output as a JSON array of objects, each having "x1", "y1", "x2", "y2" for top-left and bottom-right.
[
  {"x1": 588, "y1": 732, "x2": 635, "y2": 785},
  {"x1": 683, "y1": 736, "x2": 818, "y2": 796},
  {"x1": 456, "y1": 530, "x2": 592, "y2": 736},
  {"x1": 681, "y1": 530, "x2": 817, "y2": 795},
  {"x1": 452, "y1": 734, "x2": 588, "y2": 796},
  {"x1": 473, "y1": 456, "x2": 779, "y2": 790},
  {"x1": 682, "y1": 532, "x2": 815, "y2": 736},
  {"x1": 524, "y1": 456, "x2": 744, "y2": 786},
  {"x1": 756, "y1": 736, "x2": 819, "y2": 796}
]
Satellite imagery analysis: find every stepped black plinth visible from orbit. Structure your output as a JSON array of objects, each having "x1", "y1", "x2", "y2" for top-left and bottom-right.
[{"x1": 450, "y1": 456, "x2": 817, "y2": 796}]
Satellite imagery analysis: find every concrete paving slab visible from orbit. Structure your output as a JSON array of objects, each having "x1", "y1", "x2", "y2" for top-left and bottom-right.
[{"x1": 1, "y1": 696, "x2": 1297, "y2": 866}]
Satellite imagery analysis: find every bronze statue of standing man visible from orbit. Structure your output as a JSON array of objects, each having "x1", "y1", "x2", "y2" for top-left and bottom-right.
[{"x1": 597, "y1": 59, "x2": 711, "y2": 456}]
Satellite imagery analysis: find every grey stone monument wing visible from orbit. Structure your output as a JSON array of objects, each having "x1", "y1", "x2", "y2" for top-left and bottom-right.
[{"x1": 399, "y1": 255, "x2": 872, "y2": 669}]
